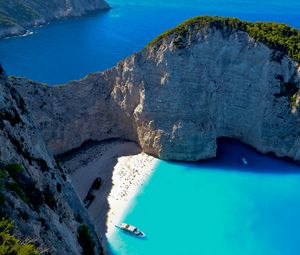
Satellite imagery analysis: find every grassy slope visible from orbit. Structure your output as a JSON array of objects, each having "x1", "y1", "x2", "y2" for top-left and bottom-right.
[{"x1": 148, "y1": 16, "x2": 300, "y2": 63}]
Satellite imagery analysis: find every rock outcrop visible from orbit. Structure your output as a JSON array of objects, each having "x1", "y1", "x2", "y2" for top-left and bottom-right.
[
  {"x1": 1, "y1": 15, "x2": 300, "y2": 254},
  {"x1": 0, "y1": 67, "x2": 104, "y2": 254},
  {"x1": 0, "y1": 0, "x2": 110, "y2": 39},
  {"x1": 11, "y1": 17, "x2": 300, "y2": 162}
]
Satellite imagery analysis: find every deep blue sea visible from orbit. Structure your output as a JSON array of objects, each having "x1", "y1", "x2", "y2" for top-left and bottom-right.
[
  {"x1": 1, "y1": 1, "x2": 300, "y2": 254},
  {"x1": 0, "y1": 0, "x2": 300, "y2": 84}
]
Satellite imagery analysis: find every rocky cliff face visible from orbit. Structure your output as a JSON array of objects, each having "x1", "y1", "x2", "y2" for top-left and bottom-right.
[
  {"x1": 12, "y1": 19, "x2": 300, "y2": 162},
  {"x1": 0, "y1": 0, "x2": 110, "y2": 38},
  {"x1": 2, "y1": 15, "x2": 300, "y2": 254},
  {"x1": 0, "y1": 68, "x2": 103, "y2": 254}
]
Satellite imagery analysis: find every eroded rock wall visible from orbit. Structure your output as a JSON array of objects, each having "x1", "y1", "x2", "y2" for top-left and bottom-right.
[
  {"x1": 13, "y1": 27, "x2": 300, "y2": 161},
  {"x1": 0, "y1": 68, "x2": 103, "y2": 254}
]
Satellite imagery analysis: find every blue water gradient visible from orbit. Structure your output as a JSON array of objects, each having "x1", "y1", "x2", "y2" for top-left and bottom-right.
[
  {"x1": 0, "y1": 0, "x2": 300, "y2": 84},
  {"x1": 1, "y1": 1, "x2": 300, "y2": 254},
  {"x1": 109, "y1": 140, "x2": 300, "y2": 255}
]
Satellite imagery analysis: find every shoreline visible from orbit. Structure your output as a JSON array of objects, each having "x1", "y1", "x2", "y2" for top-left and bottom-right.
[
  {"x1": 61, "y1": 140, "x2": 158, "y2": 240},
  {"x1": 106, "y1": 152, "x2": 158, "y2": 238},
  {"x1": 0, "y1": 6, "x2": 111, "y2": 41}
]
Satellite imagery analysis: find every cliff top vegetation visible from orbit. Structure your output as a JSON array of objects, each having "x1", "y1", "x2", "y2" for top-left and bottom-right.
[{"x1": 148, "y1": 16, "x2": 300, "y2": 63}]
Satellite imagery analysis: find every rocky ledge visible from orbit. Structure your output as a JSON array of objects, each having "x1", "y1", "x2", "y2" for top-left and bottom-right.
[
  {"x1": 11, "y1": 16, "x2": 300, "y2": 162},
  {"x1": 0, "y1": 0, "x2": 110, "y2": 39}
]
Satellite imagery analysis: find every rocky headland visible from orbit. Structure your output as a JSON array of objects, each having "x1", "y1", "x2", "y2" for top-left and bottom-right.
[
  {"x1": 12, "y1": 16, "x2": 300, "y2": 162},
  {"x1": 0, "y1": 0, "x2": 110, "y2": 39},
  {"x1": 1, "y1": 16, "x2": 300, "y2": 254}
]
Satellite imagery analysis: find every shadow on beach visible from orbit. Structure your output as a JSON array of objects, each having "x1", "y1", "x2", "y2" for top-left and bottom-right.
[{"x1": 59, "y1": 138, "x2": 142, "y2": 251}]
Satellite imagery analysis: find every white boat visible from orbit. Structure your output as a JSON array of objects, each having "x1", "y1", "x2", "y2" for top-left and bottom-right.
[
  {"x1": 241, "y1": 157, "x2": 248, "y2": 165},
  {"x1": 116, "y1": 223, "x2": 146, "y2": 238}
]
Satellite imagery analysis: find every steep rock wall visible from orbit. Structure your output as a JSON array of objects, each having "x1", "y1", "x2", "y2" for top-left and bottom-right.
[
  {"x1": 0, "y1": 68, "x2": 104, "y2": 254},
  {"x1": 13, "y1": 26, "x2": 300, "y2": 161}
]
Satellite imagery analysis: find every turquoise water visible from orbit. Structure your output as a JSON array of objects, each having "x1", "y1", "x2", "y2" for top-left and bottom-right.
[
  {"x1": 0, "y1": 0, "x2": 300, "y2": 84},
  {"x1": 0, "y1": 1, "x2": 300, "y2": 254},
  {"x1": 109, "y1": 140, "x2": 300, "y2": 255}
]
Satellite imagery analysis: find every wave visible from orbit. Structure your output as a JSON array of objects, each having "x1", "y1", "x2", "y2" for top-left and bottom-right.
[
  {"x1": 3, "y1": 30, "x2": 34, "y2": 40},
  {"x1": 20, "y1": 31, "x2": 34, "y2": 37}
]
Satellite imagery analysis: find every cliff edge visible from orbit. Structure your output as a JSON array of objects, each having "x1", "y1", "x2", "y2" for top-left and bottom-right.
[
  {"x1": 0, "y1": 0, "x2": 110, "y2": 39},
  {"x1": 2, "y1": 14, "x2": 300, "y2": 254},
  {"x1": 12, "y1": 16, "x2": 300, "y2": 162}
]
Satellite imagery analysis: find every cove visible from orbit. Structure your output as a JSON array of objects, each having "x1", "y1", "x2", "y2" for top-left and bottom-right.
[
  {"x1": 109, "y1": 139, "x2": 300, "y2": 255},
  {"x1": 0, "y1": 1, "x2": 300, "y2": 254}
]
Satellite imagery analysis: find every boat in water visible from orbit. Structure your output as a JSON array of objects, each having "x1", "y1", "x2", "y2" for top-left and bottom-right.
[
  {"x1": 116, "y1": 223, "x2": 146, "y2": 238},
  {"x1": 241, "y1": 157, "x2": 248, "y2": 165}
]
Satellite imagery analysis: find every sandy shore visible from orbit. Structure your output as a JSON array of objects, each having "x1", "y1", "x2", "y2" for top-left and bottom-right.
[
  {"x1": 105, "y1": 151, "x2": 157, "y2": 238},
  {"x1": 61, "y1": 140, "x2": 158, "y2": 240}
]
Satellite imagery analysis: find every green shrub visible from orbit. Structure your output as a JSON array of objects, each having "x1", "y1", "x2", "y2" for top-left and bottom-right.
[
  {"x1": 5, "y1": 163, "x2": 23, "y2": 181},
  {"x1": 5, "y1": 182, "x2": 28, "y2": 204},
  {"x1": 77, "y1": 225, "x2": 95, "y2": 255},
  {"x1": 0, "y1": 218, "x2": 39, "y2": 255},
  {"x1": 0, "y1": 169, "x2": 7, "y2": 179},
  {"x1": 147, "y1": 16, "x2": 300, "y2": 63}
]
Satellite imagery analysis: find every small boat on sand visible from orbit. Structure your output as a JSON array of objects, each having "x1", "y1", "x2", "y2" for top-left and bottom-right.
[
  {"x1": 115, "y1": 223, "x2": 146, "y2": 238},
  {"x1": 241, "y1": 157, "x2": 248, "y2": 165}
]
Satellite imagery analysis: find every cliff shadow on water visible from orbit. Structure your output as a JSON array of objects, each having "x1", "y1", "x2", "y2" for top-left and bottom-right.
[{"x1": 176, "y1": 138, "x2": 300, "y2": 175}]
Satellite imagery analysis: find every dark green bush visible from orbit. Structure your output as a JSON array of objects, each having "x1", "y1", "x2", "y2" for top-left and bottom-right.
[
  {"x1": 5, "y1": 163, "x2": 23, "y2": 181},
  {"x1": 5, "y1": 182, "x2": 28, "y2": 204},
  {"x1": 0, "y1": 169, "x2": 6, "y2": 179},
  {"x1": 77, "y1": 225, "x2": 95, "y2": 255},
  {"x1": 1, "y1": 164, "x2": 26, "y2": 203},
  {"x1": 148, "y1": 16, "x2": 300, "y2": 63}
]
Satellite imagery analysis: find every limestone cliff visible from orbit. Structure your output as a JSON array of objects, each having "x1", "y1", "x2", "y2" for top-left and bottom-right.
[
  {"x1": 12, "y1": 17, "x2": 300, "y2": 162},
  {"x1": 2, "y1": 14, "x2": 300, "y2": 254},
  {"x1": 0, "y1": 68, "x2": 104, "y2": 254},
  {"x1": 0, "y1": 0, "x2": 110, "y2": 39}
]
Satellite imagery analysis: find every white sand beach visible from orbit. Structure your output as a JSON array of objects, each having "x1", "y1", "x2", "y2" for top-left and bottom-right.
[
  {"x1": 105, "y1": 151, "x2": 157, "y2": 238},
  {"x1": 62, "y1": 140, "x2": 158, "y2": 240}
]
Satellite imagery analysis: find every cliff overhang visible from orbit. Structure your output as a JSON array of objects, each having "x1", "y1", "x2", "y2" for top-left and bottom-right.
[{"x1": 5, "y1": 16, "x2": 300, "y2": 163}]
